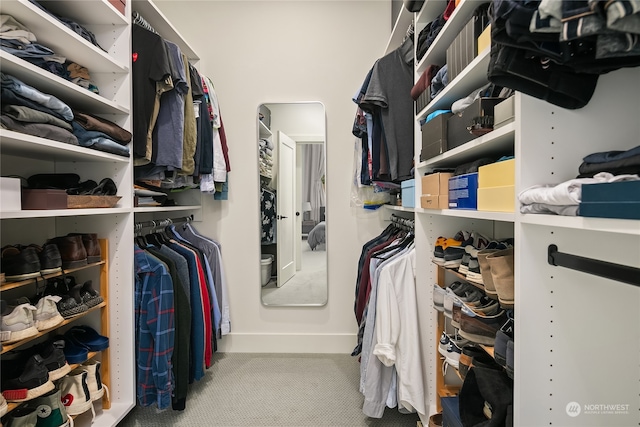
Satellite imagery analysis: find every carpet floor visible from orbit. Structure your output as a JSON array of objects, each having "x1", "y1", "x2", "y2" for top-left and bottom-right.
[{"x1": 118, "y1": 353, "x2": 420, "y2": 427}]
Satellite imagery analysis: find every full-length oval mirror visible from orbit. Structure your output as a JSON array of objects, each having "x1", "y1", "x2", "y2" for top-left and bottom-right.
[{"x1": 258, "y1": 102, "x2": 327, "y2": 306}]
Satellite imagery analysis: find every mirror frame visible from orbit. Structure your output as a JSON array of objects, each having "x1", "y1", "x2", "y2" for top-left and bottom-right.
[{"x1": 257, "y1": 101, "x2": 328, "y2": 307}]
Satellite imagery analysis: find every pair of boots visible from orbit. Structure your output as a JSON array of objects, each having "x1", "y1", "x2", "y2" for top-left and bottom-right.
[{"x1": 477, "y1": 248, "x2": 514, "y2": 308}]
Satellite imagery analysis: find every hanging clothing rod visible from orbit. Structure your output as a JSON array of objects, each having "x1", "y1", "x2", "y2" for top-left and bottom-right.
[
  {"x1": 135, "y1": 215, "x2": 193, "y2": 233},
  {"x1": 390, "y1": 214, "x2": 414, "y2": 231},
  {"x1": 547, "y1": 244, "x2": 640, "y2": 288}
]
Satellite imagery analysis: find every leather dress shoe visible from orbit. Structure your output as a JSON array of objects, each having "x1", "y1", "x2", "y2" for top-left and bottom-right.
[
  {"x1": 29, "y1": 243, "x2": 62, "y2": 274},
  {"x1": 67, "y1": 233, "x2": 100, "y2": 263},
  {"x1": 47, "y1": 236, "x2": 87, "y2": 269}
]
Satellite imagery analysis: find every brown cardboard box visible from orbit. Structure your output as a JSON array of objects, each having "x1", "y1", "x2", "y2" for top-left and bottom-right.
[
  {"x1": 421, "y1": 195, "x2": 449, "y2": 210},
  {"x1": 421, "y1": 172, "x2": 452, "y2": 196},
  {"x1": 108, "y1": 0, "x2": 126, "y2": 15}
]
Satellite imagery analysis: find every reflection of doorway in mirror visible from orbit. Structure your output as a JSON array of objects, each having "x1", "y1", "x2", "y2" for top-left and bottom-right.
[{"x1": 258, "y1": 102, "x2": 327, "y2": 306}]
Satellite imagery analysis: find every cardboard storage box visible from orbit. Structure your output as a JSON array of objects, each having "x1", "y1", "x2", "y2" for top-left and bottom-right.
[
  {"x1": 108, "y1": 0, "x2": 126, "y2": 14},
  {"x1": 401, "y1": 179, "x2": 415, "y2": 208},
  {"x1": 494, "y1": 96, "x2": 515, "y2": 129},
  {"x1": 0, "y1": 177, "x2": 22, "y2": 212},
  {"x1": 447, "y1": 97, "x2": 503, "y2": 151},
  {"x1": 421, "y1": 172, "x2": 452, "y2": 195},
  {"x1": 421, "y1": 195, "x2": 448, "y2": 209},
  {"x1": 478, "y1": 23, "x2": 491, "y2": 53},
  {"x1": 21, "y1": 189, "x2": 67, "y2": 210},
  {"x1": 448, "y1": 172, "x2": 478, "y2": 209},
  {"x1": 579, "y1": 180, "x2": 640, "y2": 219},
  {"x1": 478, "y1": 185, "x2": 515, "y2": 212},
  {"x1": 478, "y1": 159, "x2": 515, "y2": 188},
  {"x1": 420, "y1": 113, "x2": 452, "y2": 161}
]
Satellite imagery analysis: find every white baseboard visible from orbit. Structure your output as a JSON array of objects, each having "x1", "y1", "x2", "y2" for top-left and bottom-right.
[{"x1": 217, "y1": 332, "x2": 357, "y2": 353}]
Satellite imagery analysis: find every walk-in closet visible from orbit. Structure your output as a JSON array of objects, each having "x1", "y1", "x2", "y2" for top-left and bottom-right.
[{"x1": 1, "y1": 1, "x2": 638, "y2": 427}]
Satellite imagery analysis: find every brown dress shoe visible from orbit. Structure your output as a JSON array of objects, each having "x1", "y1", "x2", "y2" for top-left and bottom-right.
[
  {"x1": 48, "y1": 236, "x2": 87, "y2": 269},
  {"x1": 68, "y1": 233, "x2": 101, "y2": 264}
]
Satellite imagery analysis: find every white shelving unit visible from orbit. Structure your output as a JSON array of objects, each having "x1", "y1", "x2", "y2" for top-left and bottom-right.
[
  {"x1": 1, "y1": 1, "x2": 204, "y2": 424},
  {"x1": 0, "y1": 0, "x2": 134, "y2": 425},
  {"x1": 390, "y1": 1, "x2": 640, "y2": 426}
]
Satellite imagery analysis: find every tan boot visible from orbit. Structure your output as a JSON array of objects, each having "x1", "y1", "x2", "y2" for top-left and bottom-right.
[
  {"x1": 476, "y1": 249, "x2": 499, "y2": 298},
  {"x1": 486, "y1": 248, "x2": 514, "y2": 308}
]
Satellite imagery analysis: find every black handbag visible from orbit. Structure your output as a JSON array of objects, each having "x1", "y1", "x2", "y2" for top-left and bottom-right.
[{"x1": 403, "y1": 0, "x2": 425, "y2": 12}]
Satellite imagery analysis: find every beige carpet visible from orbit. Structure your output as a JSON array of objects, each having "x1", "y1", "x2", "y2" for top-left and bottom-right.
[{"x1": 118, "y1": 353, "x2": 420, "y2": 427}]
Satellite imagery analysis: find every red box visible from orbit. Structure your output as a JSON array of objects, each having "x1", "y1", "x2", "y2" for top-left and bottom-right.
[{"x1": 108, "y1": 0, "x2": 126, "y2": 14}]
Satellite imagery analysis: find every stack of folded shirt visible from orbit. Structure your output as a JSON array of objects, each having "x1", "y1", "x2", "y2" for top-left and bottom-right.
[
  {"x1": 259, "y1": 138, "x2": 274, "y2": 178},
  {"x1": 0, "y1": 14, "x2": 99, "y2": 93},
  {"x1": 578, "y1": 145, "x2": 640, "y2": 178},
  {"x1": 518, "y1": 172, "x2": 640, "y2": 216},
  {"x1": 1, "y1": 72, "x2": 77, "y2": 145}
]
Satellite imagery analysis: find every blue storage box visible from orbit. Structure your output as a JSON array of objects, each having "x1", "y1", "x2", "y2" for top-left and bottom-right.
[
  {"x1": 448, "y1": 172, "x2": 478, "y2": 209},
  {"x1": 580, "y1": 180, "x2": 640, "y2": 219},
  {"x1": 441, "y1": 396, "x2": 463, "y2": 427},
  {"x1": 401, "y1": 179, "x2": 415, "y2": 208}
]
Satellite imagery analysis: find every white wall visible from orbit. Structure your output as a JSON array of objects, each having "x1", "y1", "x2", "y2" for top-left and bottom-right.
[{"x1": 155, "y1": 0, "x2": 390, "y2": 353}]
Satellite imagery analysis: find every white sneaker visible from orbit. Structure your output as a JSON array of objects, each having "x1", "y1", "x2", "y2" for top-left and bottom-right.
[
  {"x1": 81, "y1": 359, "x2": 109, "y2": 403},
  {"x1": 0, "y1": 394, "x2": 7, "y2": 417},
  {"x1": 1, "y1": 300, "x2": 39, "y2": 343},
  {"x1": 59, "y1": 368, "x2": 94, "y2": 418},
  {"x1": 33, "y1": 295, "x2": 64, "y2": 331}
]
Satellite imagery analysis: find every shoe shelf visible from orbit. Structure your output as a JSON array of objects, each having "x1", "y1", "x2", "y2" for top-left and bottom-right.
[
  {"x1": 0, "y1": 260, "x2": 106, "y2": 292},
  {"x1": 0, "y1": 301, "x2": 107, "y2": 355},
  {"x1": 435, "y1": 265, "x2": 484, "y2": 292},
  {"x1": 479, "y1": 345, "x2": 494, "y2": 358},
  {"x1": 416, "y1": 122, "x2": 515, "y2": 170},
  {"x1": 383, "y1": 205, "x2": 416, "y2": 213},
  {"x1": 1, "y1": 0, "x2": 129, "y2": 75},
  {"x1": 437, "y1": 384, "x2": 460, "y2": 399},
  {"x1": 0, "y1": 52, "x2": 130, "y2": 116},
  {"x1": 416, "y1": 0, "x2": 483, "y2": 75},
  {"x1": 0, "y1": 130, "x2": 131, "y2": 164}
]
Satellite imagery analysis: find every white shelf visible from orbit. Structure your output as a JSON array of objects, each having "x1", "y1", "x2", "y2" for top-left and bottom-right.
[
  {"x1": 0, "y1": 52, "x2": 130, "y2": 115},
  {"x1": 416, "y1": 0, "x2": 447, "y2": 28},
  {"x1": 0, "y1": 130, "x2": 130, "y2": 163},
  {"x1": 134, "y1": 205, "x2": 202, "y2": 213},
  {"x1": 385, "y1": 205, "x2": 416, "y2": 213},
  {"x1": 385, "y1": 6, "x2": 414, "y2": 55},
  {"x1": 26, "y1": 0, "x2": 128, "y2": 26},
  {"x1": 417, "y1": 46, "x2": 490, "y2": 119},
  {"x1": 0, "y1": 208, "x2": 130, "y2": 219},
  {"x1": 520, "y1": 214, "x2": 640, "y2": 236},
  {"x1": 1, "y1": 0, "x2": 129, "y2": 74},
  {"x1": 416, "y1": 122, "x2": 515, "y2": 169},
  {"x1": 416, "y1": 0, "x2": 481, "y2": 73},
  {"x1": 131, "y1": 0, "x2": 199, "y2": 60},
  {"x1": 416, "y1": 207, "x2": 515, "y2": 222},
  {"x1": 259, "y1": 121, "x2": 272, "y2": 137}
]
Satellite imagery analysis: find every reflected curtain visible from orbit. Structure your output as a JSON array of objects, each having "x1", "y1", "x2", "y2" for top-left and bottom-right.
[{"x1": 302, "y1": 144, "x2": 325, "y2": 223}]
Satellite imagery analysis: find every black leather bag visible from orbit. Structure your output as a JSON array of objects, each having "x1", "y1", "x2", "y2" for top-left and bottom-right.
[{"x1": 403, "y1": 0, "x2": 425, "y2": 12}]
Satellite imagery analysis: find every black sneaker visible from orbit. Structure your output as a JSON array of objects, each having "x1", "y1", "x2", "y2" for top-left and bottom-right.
[
  {"x1": 1, "y1": 354, "x2": 54, "y2": 402},
  {"x1": 31, "y1": 339, "x2": 71, "y2": 381},
  {"x1": 1, "y1": 245, "x2": 41, "y2": 281},
  {"x1": 74, "y1": 280, "x2": 103, "y2": 308},
  {"x1": 29, "y1": 243, "x2": 62, "y2": 274},
  {"x1": 44, "y1": 277, "x2": 88, "y2": 318}
]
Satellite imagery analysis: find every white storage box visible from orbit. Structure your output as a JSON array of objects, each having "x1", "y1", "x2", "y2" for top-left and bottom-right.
[{"x1": 0, "y1": 177, "x2": 22, "y2": 212}]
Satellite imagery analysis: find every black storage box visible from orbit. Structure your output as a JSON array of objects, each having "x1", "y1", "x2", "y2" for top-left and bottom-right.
[
  {"x1": 446, "y1": 97, "x2": 503, "y2": 151},
  {"x1": 420, "y1": 112, "x2": 452, "y2": 161},
  {"x1": 446, "y1": 4, "x2": 490, "y2": 82},
  {"x1": 416, "y1": 88, "x2": 432, "y2": 113}
]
